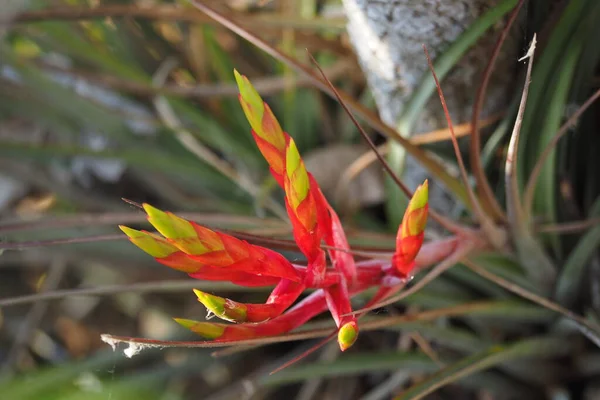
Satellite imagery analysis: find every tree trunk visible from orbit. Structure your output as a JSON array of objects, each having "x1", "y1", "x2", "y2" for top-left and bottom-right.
[{"x1": 342, "y1": 0, "x2": 521, "y2": 216}]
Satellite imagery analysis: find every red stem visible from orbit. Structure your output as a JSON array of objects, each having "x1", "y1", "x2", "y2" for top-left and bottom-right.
[{"x1": 198, "y1": 283, "x2": 371, "y2": 341}]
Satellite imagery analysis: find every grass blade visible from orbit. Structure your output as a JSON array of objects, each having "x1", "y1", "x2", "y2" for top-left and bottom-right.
[
  {"x1": 524, "y1": 87, "x2": 600, "y2": 215},
  {"x1": 423, "y1": 45, "x2": 505, "y2": 249},
  {"x1": 504, "y1": 35, "x2": 556, "y2": 292},
  {"x1": 394, "y1": 336, "x2": 569, "y2": 400},
  {"x1": 469, "y1": 0, "x2": 524, "y2": 222},
  {"x1": 555, "y1": 198, "x2": 600, "y2": 307},
  {"x1": 465, "y1": 259, "x2": 600, "y2": 348}
]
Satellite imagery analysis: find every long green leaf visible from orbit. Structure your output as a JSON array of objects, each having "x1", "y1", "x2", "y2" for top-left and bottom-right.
[
  {"x1": 383, "y1": 322, "x2": 492, "y2": 353},
  {"x1": 261, "y1": 352, "x2": 435, "y2": 386},
  {"x1": 555, "y1": 198, "x2": 600, "y2": 306},
  {"x1": 394, "y1": 336, "x2": 569, "y2": 400},
  {"x1": 518, "y1": 0, "x2": 592, "y2": 230},
  {"x1": 530, "y1": 34, "x2": 582, "y2": 224}
]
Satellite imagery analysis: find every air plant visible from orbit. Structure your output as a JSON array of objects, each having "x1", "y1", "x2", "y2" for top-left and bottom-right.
[
  {"x1": 4, "y1": 0, "x2": 600, "y2": 397},
  {"x1": 111, "y1": 3, "x2": 600, "y2": 367},
  {"x1": 119, "y1": 71, "x2": 435, "y2": 352}
]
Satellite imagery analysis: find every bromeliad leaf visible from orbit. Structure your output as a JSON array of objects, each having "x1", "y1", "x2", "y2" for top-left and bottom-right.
[
  {"x1": 121, "y1": 205, "x2": 301, "y2": 282},
  {"x1": 394, "y1": 180, "x2": 429, "y2": 277}
]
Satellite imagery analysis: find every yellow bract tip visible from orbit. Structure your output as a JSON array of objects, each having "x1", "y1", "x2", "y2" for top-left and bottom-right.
[{"x1": 142, "y1": 203, "x2": 195, "y2": 239}]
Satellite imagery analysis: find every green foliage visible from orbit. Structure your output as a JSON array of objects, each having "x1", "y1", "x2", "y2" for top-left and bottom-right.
[{"x1": 1, "y1": 0, "x2": 600, "y2": 399}]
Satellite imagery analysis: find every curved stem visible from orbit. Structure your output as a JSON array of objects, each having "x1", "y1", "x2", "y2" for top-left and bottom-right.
[
  {"x1": 347, "y1": 239, "x2": 478, "y2": 316},
  {"x1": 470, "y1": 0, "x2": 524, "y2": 222},
  {"x1": 100, "y1": 301, "x2": 507, "y2": 351},
  {"x1": 424, "y1": 46, "x2": 506, "y2": 249},
  {"x1": 505, "y1": 35, "x2": 536, "y2": 228},
  {"x1": 308, "y1": 52, "x2": 464, "y2": 234}
]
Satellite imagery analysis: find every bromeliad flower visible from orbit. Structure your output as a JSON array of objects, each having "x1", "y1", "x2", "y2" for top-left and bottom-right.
[
  {"x1": 393, "y1": 180, "x2": 429, "y2": 278},
  {"x1": 119, "y1": 71, "x2": 431, "y2": 352},
  {"x1": 120, "y1": 204, "x2": 301, "y2": 283}
]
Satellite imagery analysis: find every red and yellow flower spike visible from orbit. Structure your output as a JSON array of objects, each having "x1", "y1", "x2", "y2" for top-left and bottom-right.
[
  {"x1": 193, "y1": 279, "x2": 305, "y2": 323},
  {"x1": 235, "y1": 70, "x2": 329, "y2": 284},
  {"x1": 120, "y1": 226, "x2": 281, "y2": 287},
  {"x1": 118, "y1": 72, "x2": 438, "y2": 359},
  {"x1": 235, "y1": 70, "x2": 361, "y2": 348},
  {"x1": 120, "y1": 205, "x2": 301, "y2": 283},
  {"x1": 284, "y1": 138, "x2": 322, "y2": 259},
  {"x1": 174, "y1": 280, "x2": 373, "y2": 343},
  {"x1": 234, "y1": 69, "x2": 287, "y2": 185},
  {"x1": 393, "y1": 180, "x2": 429, "y2": 277},
  {"x1": 173, "y1": 288, "x2": 331, "y2": 342}
]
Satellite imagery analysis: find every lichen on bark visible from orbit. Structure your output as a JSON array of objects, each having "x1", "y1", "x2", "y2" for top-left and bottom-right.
[{"x1": 342, "y1": 0, "x2": 521, "y2": 216}]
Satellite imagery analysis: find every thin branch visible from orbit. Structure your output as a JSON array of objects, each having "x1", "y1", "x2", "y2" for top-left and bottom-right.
[
  {"x1": 294, "y1": 342, "x2": 340, "y2": 400},
  {"x1": 0, "y1": 211, "x2": 285, "y2": 233},
  {"x1": 423, "y1": 45, "x2": 505, "y2": 248},
  {"x1": 464, "y1": 259, "x2": 600, "y2": 348},
  {"x1": 0, "y1": 230, "x2": 354, "y2": 258},
  {"x1": 502, "y1": 36, "x2": 557, "y2": 291},
  {"x1": 0, "y1": 280, "x2": 258, "y2": 308},
  {"x1": 308, "y1": 51, "x2": 463, "y2": 234},
  {"x1": 307, "y1": 54, "x2": 410, "y2": 198},
  {"x1": 269, "y1": 331, "x2": 337, "y2": 375},
  {"x1": 0, "y1": 228, "x2": 388, "y2": 260},
  {"x1": 36, "y1": 60, "x2": 354, "y2": 99},
  {"x1": 189, "y1": 0, "x2": 470, "y2": 209},
  {"x1": 13, "y1": 5, "x2": 346, "y2": 31},
  {"x1": 334, "y1": 113, "x2": 503, "y2": 209},
  {"x1": 536, "y1": 217, "x2": 600, "y2": 234},
  {"x1": 0, "y1": 234, "x2": 123, "y2": 250},
  {"x1": 524, "y1": 87, "x2": 600, "y2": 214},
  {"x1": 347, "y1": 240, "x2": 477, "y2": 316},
  {"x1": 413, "y1": 112, "x2": 504, "y2": 144},
  {"x1": 505, "y1": 35, "x2": 536, "y2": 228},
  {"x1": 470, "y1": 0, "x2": 524, "y2": 222},
  {"x1": 99, "y1": 301, "x2": 505, "y2": 351},
  {"x1": 120, "y1": 198, "x2": 142, "y2": 209},
  {"x1": 410, "y1": 331, "x2": 444, "y2": 367},
  {"x1": 0, "y1": 206, "x2": 432, "y2": 259}
]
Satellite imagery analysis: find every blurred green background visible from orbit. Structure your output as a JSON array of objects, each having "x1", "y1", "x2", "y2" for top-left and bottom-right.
[{"x1": 1, "y1": 1, "x2": 600, "y2": 399}]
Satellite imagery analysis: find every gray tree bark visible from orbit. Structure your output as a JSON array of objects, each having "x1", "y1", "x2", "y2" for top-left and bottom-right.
[{"x1": 342, "y1": 0, "x2": 521, "y2": 216}]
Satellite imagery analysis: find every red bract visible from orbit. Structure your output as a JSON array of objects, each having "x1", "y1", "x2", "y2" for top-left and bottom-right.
[
  {"x1": 120, "y1": 71, "x2": 431, "y2": 352},
  {"x1": 393, "y1": 180, "x2": 429, "y2": 278}
]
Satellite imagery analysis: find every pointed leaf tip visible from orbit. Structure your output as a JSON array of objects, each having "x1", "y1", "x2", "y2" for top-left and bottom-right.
[
  {"x1": 401, "y1": 180, "x2": 429, "y2": 239},
  {"x1": 119, "y1": 226, "x2": 177, "y2": 258},
  {"x1": 338, "y1": 321, "x2": 359, "y2": 351},
  {"x1": 119, "y1": 225, "x2": 142, "y2": 238},
  {"x1": 410, "y1": 180, "x2": 429, "y2": 210},
  {"x1": 142, "y1": 203, "x2": 195, "y2": 239},
  {"x1": 173, "y1": 318, "x2": 197, "y2": 329},
  {"x1": 234, "y1": 70, "x2": 264, "y2": 128},
  {"x1": 193, "y1": 289, "x2": 248, "y2": 323},
  {"x1": 173, "y1": 318, "x2": 225, "y2": 340}
]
